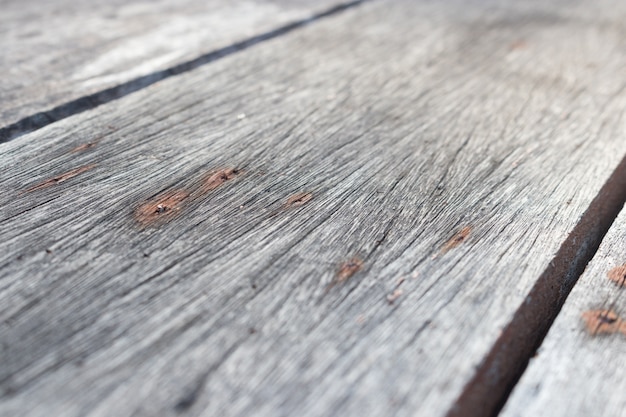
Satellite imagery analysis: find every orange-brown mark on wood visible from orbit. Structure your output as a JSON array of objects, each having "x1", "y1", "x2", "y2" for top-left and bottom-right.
[
  {"x1": 386, "y1": 275, "x2": 408, "y2": 304},
  {"x1": 336, "y1": 258, "x2": 363, "y2": 283},
  {"x1": 581, "y1": 309, "x2": 626, "y2": 336},
  {"x1": 71, "y1": 142, "x2": 97, "y2": 153},
  {"x1": 24, "y1": 164, "x2": 96, "y2": 193},
  {"x1": 326, "y1": 257, "x2": 363, "y2": 293},
  {"x1": 607, "y1": 264, "x2": 626, "y2": 287},
  {"x1": 387, "y1": 289, "x2": 403, "y2": 304},
  {"x1": 441, "y1": 226, "x2": 472, "y2": 253},
  {"x1": 285, "y1": 192, "x2": 313, "y2": 208},
  {"x1": 200, "y1": 168, "x2": 240, "y2": 194},
  {"x1": 509, "y1": 39, "x2": 528, "y2": 50},
  {"x1": 135, "y1": 190, "x2": 190, "y2": 227}
]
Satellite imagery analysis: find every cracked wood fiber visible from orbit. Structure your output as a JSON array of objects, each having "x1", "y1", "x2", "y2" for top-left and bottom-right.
[
  {"x1": 501, "y1": 204, "x2": 626, "y2": 417},
  {"x1": 1, "y1": 0, "x2": 626, "y2": 416},
  {"x1": 0, "y1": 0, "x2": 348, "y2": 130}
]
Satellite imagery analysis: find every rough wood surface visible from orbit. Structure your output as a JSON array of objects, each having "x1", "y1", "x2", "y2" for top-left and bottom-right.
[
  {"x1": 0, "y1": 0, "x2": 347, "y2": 129},
  {"x1": 2, "y1": 0, "x2": 626, "y2": 416},
  {"x1": 501, "y1": 205, "x2": 626, "y2": 417}
]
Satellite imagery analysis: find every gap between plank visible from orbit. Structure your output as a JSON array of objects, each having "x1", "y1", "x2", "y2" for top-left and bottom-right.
[
  {"x1": 447, "y1": 153, "x2": 626, "y2": 417},
  {"x1": 0, "y1": 0, "x2": 367, "y2": 144}
]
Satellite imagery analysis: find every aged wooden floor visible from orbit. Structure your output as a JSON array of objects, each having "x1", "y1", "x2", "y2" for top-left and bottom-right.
[{"x1": 1, "y1": 1, "x2": 626, "y2": 416}]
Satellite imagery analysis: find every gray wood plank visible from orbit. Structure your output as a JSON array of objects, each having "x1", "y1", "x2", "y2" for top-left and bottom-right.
[
  {"x1": 2, "y1": 0, "x2": 626, "y2": 416},
  {"x1": 501, "y1": 207, "x2": 626, "y2": 416},
  {"x1": 0, "y1": 0, "x2": 349, "y2": 129}
]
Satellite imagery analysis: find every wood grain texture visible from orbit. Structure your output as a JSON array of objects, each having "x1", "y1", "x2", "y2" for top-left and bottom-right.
[
  {"x1": 501, "y1": 206, "x2": 626, "y2": 417},
  {"x1": 1, "y1": 0, "x2": 626, "y2": 416},
  {"x1": 0, "y1": 0, "x2": 347, "y2": 128}
]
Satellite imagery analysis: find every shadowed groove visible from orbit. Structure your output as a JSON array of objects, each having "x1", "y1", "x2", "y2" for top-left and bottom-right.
[{"x1": 448, "y1": 153, "x2": 626, "y2": 417}]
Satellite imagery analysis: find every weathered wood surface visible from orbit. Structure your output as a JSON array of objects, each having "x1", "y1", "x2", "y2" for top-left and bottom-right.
[
  {"x1": 501, "y1": 205, "x2": 626, "y2": 417},
  {"x1": 0, "y1": 0, "x2": 348, "y2": 131},
  {"x1": 1, "y1": 0, "x2": 626, "y2": 416}
]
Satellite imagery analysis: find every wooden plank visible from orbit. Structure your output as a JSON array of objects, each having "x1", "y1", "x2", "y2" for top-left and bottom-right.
[
  {"x1": 501, "y1": 205, "x2": 626, "y2": 417},
  {"x1": 1, "y1": 0, "x2": 626, "y2": 416},
  {"x1": 0, "y1": 0, "x2": 351, "y2": 130}
]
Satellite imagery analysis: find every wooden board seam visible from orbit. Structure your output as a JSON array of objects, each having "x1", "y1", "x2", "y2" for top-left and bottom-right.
[
  {"x1": 448, "y1": 153, "x2": 626, "y2": 417},
  {"x1": 0, "y1": 0, "x2": 367, "y2": 144}
]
